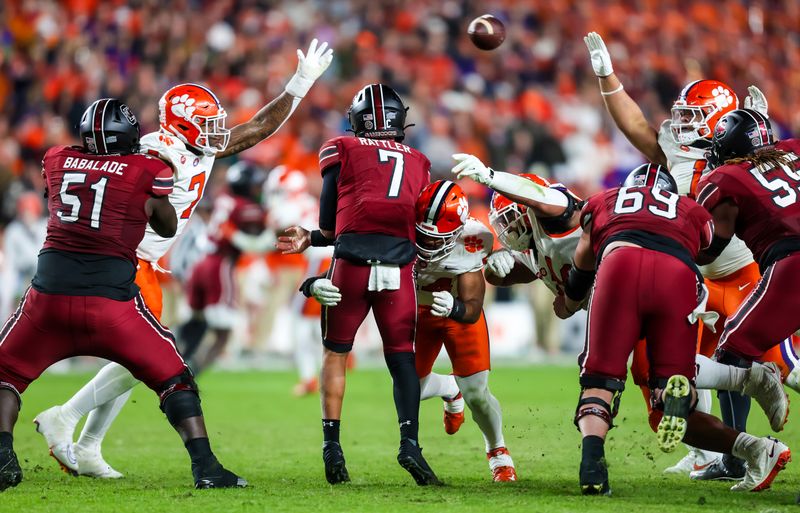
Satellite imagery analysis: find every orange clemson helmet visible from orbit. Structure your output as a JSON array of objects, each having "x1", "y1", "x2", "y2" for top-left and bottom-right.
[
  {"x1": 415, "y1": 180, "x2": 469, "y2": 262},
  {"x1": 488, "y1": 173, "x2": 551, "y2": 252},
  {"x1": 670, "y1": 79, "x2": 739, "y2": 146},
  {"x1": 158, "y1": 83, "x2": 230, "y2": 154}
]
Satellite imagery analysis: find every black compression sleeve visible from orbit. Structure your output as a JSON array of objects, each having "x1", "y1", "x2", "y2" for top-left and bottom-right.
[
  {"x1": 319, "y1": 164, "x2": 340, "y2": 232},
  {"x1": 564, "y1": 265, "x2": 596, "y2": 302}
]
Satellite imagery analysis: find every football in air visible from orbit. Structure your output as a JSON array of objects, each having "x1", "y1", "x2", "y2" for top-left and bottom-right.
[{"x1": 467, "y1": 14, "x2": 506, "y2": 51}]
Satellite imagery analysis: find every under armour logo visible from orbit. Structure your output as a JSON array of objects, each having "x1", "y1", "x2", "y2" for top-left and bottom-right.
[
  {"x1": 323, "y1": 421, "x2": 336, "y2": 427},
  {"x1": 399, "y1": 420, "x2": 412, "y2": 427}
]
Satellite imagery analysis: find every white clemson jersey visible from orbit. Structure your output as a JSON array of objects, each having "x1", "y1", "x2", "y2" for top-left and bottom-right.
[
  {"x1": 512, "y1": 209, "x2": 582, "y2": 296},
  {"x1": 658, "y1": 120, "x2": 754, "y2": 279},
  {"x1": 136, "y1": 131, "x2": 216, "y2": 262},
  {"x1": 416, "y1": 217, "x2": 493, "y2": 307}
]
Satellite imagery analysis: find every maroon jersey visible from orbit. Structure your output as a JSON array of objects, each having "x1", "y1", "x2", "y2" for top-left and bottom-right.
[
  {"x1": 34, "y1": 145, "x2": 173, "y2": 300},
  {"x1": 319, "y1": 136, "x2": 430, "y2": 241},
  {"x1": 697, "y1": 138, "x2": 800, "y2": 268},
  {"x1": 41, "y1": 145, "x2": 173, "y2": 264},
  {"x1": 207, "y1": 193, "x2": 266, "y2": 257},
  {"x1": 582, "y1": 186, "x2": 713, "y2": 260}
]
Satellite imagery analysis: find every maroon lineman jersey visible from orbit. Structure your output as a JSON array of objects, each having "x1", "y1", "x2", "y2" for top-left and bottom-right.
[
  {"x1": 582, "y1": 186, "x2": 713, "y2": 260},
  {"x1": 697, "y1": 138, "x2": 800, "y2": 269},
  {"x1": 319, "y1": 136, "x2": 430, "y2": 242},
  {"x1": 33, "y1": 145, "x2": 173, "y2": 300},
  {"x1": 41, "y1": 145, "x2": 173, "y2": 263}
]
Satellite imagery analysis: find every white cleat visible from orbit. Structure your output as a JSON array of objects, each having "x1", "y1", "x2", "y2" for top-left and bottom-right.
[
  {"x1": 663, "y1": 447, "x2": 717, "y2": 475},
  {"x1": 784, "y1": 365, "x2": 800, "y2": 394},
  {"x1": 731, "y1": 437, "x2": 791, "y2": 492},
  {"x1": 33, "y1": 406, "x2": 77, "y2": 476},
  {"x1": 74, "y1": 444, "x2": 123, "y2": 479},
  {"x1": 743, "y1": 362, "x2": 789, "y2": 432}
]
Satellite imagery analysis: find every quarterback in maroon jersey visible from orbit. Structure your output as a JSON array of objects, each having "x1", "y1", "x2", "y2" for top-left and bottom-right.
[
  {"x1": 0, "y1": 99, "x2": 244, "y2": 491},
  {"x1": 277, "y1": 84, "x2": 438, "y2": 486},
  {"x1": 697, "y1": 109, "x2": 800, "y2": 396},
  {"x1": 555, "y1": 164, "x2": 790, "y2": 495}
]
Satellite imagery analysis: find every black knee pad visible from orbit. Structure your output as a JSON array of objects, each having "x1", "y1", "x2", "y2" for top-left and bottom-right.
[
  {"x1": 157, "y1": 369, "x2": 201, "y2": 425},
  {"x1": 0, "y1": 382, "x2": 21, "y2": 410},
  {"x1": 575, "y1": 376, "x2": 625, "y2": 430},
  {"x1": 715, "y1": 349, "x2": 753, "y2": 369},
  {"x1": 323, "y1": 339, "x2": 353, "y2": 354}
]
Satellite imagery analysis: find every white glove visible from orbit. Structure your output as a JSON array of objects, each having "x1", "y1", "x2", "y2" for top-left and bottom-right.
[
  {"x1": 487, "y1": 249, "x2": 515, "y2": 278},
  {"x1": 452, "y1": 153, "x2": 493, "y2": 185},
  {"x1": 583, "y1": 32, "x2": 613, "y2": 78},
  {"x1": 431, "y1": 291, "x2": 455, "y2": 318},
  {"x1": 744, "y1": 85, "x2": 769, "y2": 118},
  {"x1": 310, "y1": 278, "x2": 341, "y2": 307},
  {"x1": 285, "y1": 38, "x2": 334, "y2": 98}
]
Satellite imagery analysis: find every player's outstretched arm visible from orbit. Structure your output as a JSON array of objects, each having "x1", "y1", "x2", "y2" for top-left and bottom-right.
[
  {"x1": 146, "y1": 196, "x2": 178, "y2": 238},
  {"x1": 217, "y1": 39, "x2": 334, "y2": 158},
  {"x1": 451, "y1": 153, "x2": 568, "y2": 217},
  {"x1": 584, "y1": 32, "x2": 666, "y2": 165}
]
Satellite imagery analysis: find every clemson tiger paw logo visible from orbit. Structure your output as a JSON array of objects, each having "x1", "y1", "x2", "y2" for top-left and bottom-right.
[
  {"x1": 170, "y1": 94, "x2": 197, "y2": 119},
  {"x1": 712, "y1": 87, "x2": 734, "y2": 109},
  {"x1": 464, "y1": 236, "x2": 484, "y2": 253},
  {"x1": 456, "y1": 196, "x2": 469, "y2": 223}
]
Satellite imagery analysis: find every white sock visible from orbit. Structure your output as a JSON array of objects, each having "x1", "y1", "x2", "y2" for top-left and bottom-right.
[
  {"x1": 76, "y1": 389, "x2": 132, "y2": 452},
  {"x1": 60, "y1": 362, "x2": 140, "y2": 430},
  {"x1": 731, "y1": 432, "x2": 761, "y2": 462},
  {"x1": 419, "y1": 373, "x2": 460, "y2": 402},
  {"x1": 294, "y1": 317, "x2": 320, "y2": 382},
  {"x1": 695, "y1": 354, "x2": 747, "y2": 391},
  {"x1": 456, "y1": 371, "x2": 505, "y2": 452},
  {"x1": 695, "y1": 387, "x2": 712, "y2": 413}
]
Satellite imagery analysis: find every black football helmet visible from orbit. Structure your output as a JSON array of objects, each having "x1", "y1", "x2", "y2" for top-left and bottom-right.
[
  {"x1": 347, "y1": 84, "x2": 408, "y2": 141},
  {"x1": 707, "y1": 109, "x2": 773, "y2": 169},
  {"x1": 623, "y1": 163, "x2": 678, "y2": 193},
  {"x1": 227, "y1": 161, "x2": 267, "y2": 199},
  {"x1": 79, "y1": 98, "x2": 140, "y2": 155}
]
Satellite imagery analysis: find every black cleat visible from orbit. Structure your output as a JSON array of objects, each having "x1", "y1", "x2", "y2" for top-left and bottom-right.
[
  {"x1": 322, "y1": 442, "x2": 350, "y2": 485},
  {"x1": 193, "y1": 460, "x2": 247, "y2": 489},
  {"x1": 397, "y1": 439, "x2": 442, "y2": 486},
  {"x1": 580, "y1": 457, "x2": 611, "y2": 496},
  {"x1": 689, "y1": 455, "x2": 746, "y2": 481},
  {"x1": 0, "y1": 447, "x2": 22, "y2": 492}
]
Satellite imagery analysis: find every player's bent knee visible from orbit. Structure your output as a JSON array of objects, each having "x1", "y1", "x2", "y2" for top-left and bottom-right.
[
  {"x1": 575, "y1": 375, "x2": 625, "y2": 431},
  {"x1": 323, "y1": 339, "x2": 353, "y2": 353},
  {"x1": 157, "y1": 369, "x2": 202, "y2": 425}
]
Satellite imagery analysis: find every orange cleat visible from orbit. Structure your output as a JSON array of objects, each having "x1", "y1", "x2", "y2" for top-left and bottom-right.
[
  {"x1": 443, "y1": 392, "x2": 465, "y2": 435},
  {"x1": 487, "y1": 447, "x2": 517, "y2": 482},
  {"x1": 293, "y1": 377, "x2": 319, "y2": 397}
]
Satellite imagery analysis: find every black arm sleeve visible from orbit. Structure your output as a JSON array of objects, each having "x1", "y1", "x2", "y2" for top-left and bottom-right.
[{"x1": 319, "y1": 164, "x2": 340, "y2": 232}]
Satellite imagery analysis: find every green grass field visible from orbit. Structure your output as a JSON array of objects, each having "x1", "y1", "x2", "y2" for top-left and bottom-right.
[{"x1": 2, "y1": 366, "x2": 798, "y2": 512}]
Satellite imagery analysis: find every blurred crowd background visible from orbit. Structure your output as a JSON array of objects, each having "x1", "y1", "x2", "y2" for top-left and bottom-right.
[{"x1": 1, "y1": 0, "x2": 798, "y2": 365}]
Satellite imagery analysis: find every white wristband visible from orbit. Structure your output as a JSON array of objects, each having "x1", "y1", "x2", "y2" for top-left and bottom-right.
[
  {"x1": 600, "y1": 83, "x2": 624, "y2": 96},
  {"x1": 285, "y1": 73, "x2": 314, "y2": 99}
]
